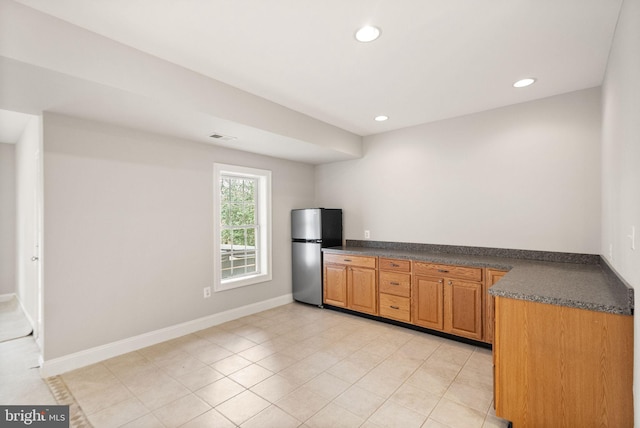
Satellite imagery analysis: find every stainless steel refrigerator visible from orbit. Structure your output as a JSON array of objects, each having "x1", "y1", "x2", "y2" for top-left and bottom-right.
[{"x1": 291, "y1": 208, "x2": 342, "y2": 306}]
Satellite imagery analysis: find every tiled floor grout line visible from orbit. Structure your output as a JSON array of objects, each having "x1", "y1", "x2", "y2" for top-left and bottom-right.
[
  {"x1": 359, "y1": 343, "x2": 441, "y2": 427},
  {"x1": 409, "y1": 340, "x2": 449, "y2": 426},
  {"x1": 298, "y1": 340, "x2": 392, "y2": 427},
  {"x1": 262, "y1": 329, "x2": 371, "y2": 426},
  {"x1": 253, "y1": 318, "x2": 467, "y2": 427},
  {"x1": 425, "y1": 345, "x2": 476, "y2": 428},
  {"x1": 99, "y1": 351, "x2": 198, "y2": 424},
  {"x1": 55, "y1": 304, "x2": 505, "y2": 427},
  {"x1": 238, "y1": 316, "x2": 382, "y2": 426},
  {"x1": 282, "y1": 329, "x2": 452, "y2": 427},
  {"x1": 468, "y1": 347, "x2": 498, "y2": 428},
  {"x1": 99, "y1": 318, "x2": 331, "y2": 425}
]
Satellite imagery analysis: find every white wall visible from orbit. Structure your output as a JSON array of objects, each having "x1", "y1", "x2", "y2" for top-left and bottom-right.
[
  {"x1": 0, "y1": 142, "x2": 16, "y2": 295},
  {"x1": 600, "y1": 0, "x2": 640, "y2": 423},
  {"x1": 15, "y1": 115, "x2": 42, "y2": 331},
  {"x1": 42, "y1": 113, "x2": 315, "y2": 360},
  {"x1": 316, "y1": 88, "x2": 602, "y2": 254}
]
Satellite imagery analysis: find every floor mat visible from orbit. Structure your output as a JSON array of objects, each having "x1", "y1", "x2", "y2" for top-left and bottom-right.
[{"x1": 0, "y1": 296, "x2": 33, "y2": 343}]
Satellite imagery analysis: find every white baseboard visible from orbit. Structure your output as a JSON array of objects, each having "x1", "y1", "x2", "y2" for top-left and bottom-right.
[
  {"x1": 40, "y1": 293, "x2": 293, "y2": 378},
  {"x1": 0, "y1": 293, "x2": 16, "y2": 302},
  {"x1": 0, "y1": 292, "x2": 36, "y2": 331}
]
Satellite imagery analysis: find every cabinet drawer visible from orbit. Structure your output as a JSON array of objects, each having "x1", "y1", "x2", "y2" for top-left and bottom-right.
[
  {"x1": 379, "y1": 271, "x2": 411, "y2": 297},
  {"x1": 324, "y1": 253, "x2": 377, "y2": 269},
  {"x1": 379, "y1": 258, "x2": 411, "y2": 272},
  {"x1": 414, "y1": 262, "x2": 482, "y2": 282},
  {"x1": 379, "y1": 294, "x2": 411, "y2": 322}
]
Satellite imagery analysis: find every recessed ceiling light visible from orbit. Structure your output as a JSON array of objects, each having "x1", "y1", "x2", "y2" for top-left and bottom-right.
[
  {"x1": 374, "y1": 115, "x2": 388, "y2": 122},
  {"x1": 513, "y1": 78, "x2": 536, "y2": 88},
  {"x1": 355, "y1": 26, "x2": 381, "y2": 42}
]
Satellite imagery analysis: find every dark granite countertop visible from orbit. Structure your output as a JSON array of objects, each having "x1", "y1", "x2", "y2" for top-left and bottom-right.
[{"x1": 322, "y1": 242, "x2": 634, "y2": 316}]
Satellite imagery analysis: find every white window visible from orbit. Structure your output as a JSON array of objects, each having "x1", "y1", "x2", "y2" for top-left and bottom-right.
[{"x1": 213, "y1": 163, "x2": 272, "y2": 291}]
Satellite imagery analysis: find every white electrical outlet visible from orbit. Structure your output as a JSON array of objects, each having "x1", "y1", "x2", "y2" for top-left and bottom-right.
[
  {"x1": 364, "y1": 230, "x2": 370, "y2": 239},
  {"x1": 203, "y1": 287, "x2": 212, "y2": 298}
]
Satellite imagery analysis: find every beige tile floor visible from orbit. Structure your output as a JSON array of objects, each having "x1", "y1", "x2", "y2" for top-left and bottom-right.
[{"x1": 2, "y1": 303, "x2": 511, "y2": 427}]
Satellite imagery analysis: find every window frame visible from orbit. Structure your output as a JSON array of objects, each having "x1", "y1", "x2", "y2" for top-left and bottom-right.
[{"x1": 213, "y1": 163, "x2": 272, "y2": 292}]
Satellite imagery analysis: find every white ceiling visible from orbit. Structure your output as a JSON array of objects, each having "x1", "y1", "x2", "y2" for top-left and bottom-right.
[{"x1": 3, "y1": 0, "x2": 623, "y2": 159}]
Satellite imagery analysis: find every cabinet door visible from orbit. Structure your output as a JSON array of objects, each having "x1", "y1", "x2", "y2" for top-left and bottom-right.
[
  {"x1": 348, "y1": 267, "x2": 378, "y2": 315},
  {"x1": 324, "y1": 264, "x2": 347, "y2": 307},
  {"x1": 445, "y1": 279, "x2": 483, "y2": 340},
  {"x1": 412, "y1": 275, "x2": 444, "y2": 330}
]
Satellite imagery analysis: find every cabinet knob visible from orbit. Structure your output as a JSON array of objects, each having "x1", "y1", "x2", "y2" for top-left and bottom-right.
[
  {"x1": 438, "y1": 279, "x2": 443, "y2": 284},
  {"x1": 448, "y1": 281, "x2": 452, "y2": 286}
]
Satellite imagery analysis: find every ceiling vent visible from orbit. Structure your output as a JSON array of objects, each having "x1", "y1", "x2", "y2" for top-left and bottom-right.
[{"x1": 209, "y1": 132, "x2": 237, "y2": 142}]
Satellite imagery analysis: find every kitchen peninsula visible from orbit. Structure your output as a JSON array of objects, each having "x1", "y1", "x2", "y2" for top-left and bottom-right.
[{"x1": 322, "y1": 240, "x2": 633, "y2": 427}]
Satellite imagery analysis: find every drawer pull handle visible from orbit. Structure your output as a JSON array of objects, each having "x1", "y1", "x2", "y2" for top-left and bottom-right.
[
  {"x1": 437, "y1": 269, "x2": 449, "y2": 273},
  {"x1": 344, "y1": 259, "x2": 352, "y2": 262},
  {"x1": 391, "y1": 263, "x2": 400, "y2": 267},
  {"x1": 390, "y1": 305, "x2": 400, "y2": 310},
  {"x1": 390, "y1": 282, "x2": 400, "y2": 286}
]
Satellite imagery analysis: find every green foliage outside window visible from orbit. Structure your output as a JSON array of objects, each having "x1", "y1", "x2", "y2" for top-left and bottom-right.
[{"x1": 220, "y1": 176, "x2": 258, "y2": 279}]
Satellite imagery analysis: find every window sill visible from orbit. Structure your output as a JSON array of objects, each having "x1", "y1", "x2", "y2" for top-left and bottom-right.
[{"x1": 215, "y1": 272, "x2": 272, "y2": 292}]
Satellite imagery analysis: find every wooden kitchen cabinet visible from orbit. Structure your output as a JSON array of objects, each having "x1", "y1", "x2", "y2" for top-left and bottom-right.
[
  {"x1": 323, "y1": 263, "x2": 347, "y2": 307},
  {"x1": 484, "y1": 268, "x2": 507, "y2": 343},
  {"x1": 412, "y1": 262, "x2": 483, "y2": 340},
  {"x1": 324, "y1": 253, "x2": 494, "y2": 344},
  {"x1": 444, "y1": 278, "x2": 483, "y2": 340},
  {"x1": 412, "y1": 275, "x2": 444, "y2": 330},
  {"x1": 348, "y1": 266, "x2": 378, "y2": 314},
  {"x1": 494, "y1": 296, "x2": 633, "y2": 427},
  {"x1": 378, "y1": 258, "x2": 411, "y2": 322},
  {"x1": 324, "y1": 253, "x2": 378, "y2": 315}
]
